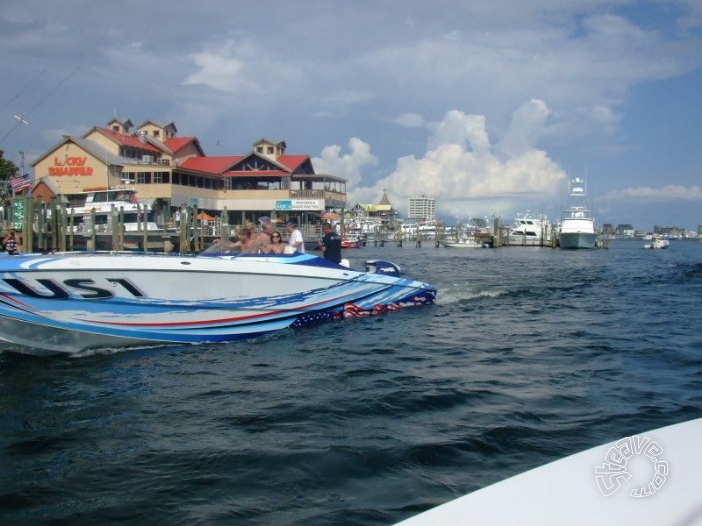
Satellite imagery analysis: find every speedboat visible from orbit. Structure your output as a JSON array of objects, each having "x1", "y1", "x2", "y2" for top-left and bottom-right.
[
  {"x1": 644, "y1": 237, "x2": 670, "y2": 249},
  {"x1": 0, "y1": 250, "x2": 435, "y2": 356},
  {"x1": 558, "y1": 177, "x2": 596, "y2": 249}
]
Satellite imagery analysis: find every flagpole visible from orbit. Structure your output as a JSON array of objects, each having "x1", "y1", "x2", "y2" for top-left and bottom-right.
[{"x1": 19, "y1": 151, "x2": 26, "y2": 193}]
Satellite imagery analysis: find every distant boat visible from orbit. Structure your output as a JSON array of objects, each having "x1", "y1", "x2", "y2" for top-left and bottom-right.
[
  {"x1": 507, "y1": 212, "x2": 553, "y2": 246},
  {"x1": 341, "y1": 235, "x2": 363, "y2": 249},
  {"x1": 559, "y1": 178, "x2": 596, "y2": 249},
  {"x1": 644, "y1": 236, "x2": 669, "y2": 249},
  {"x1": 442, "y1": 237, "x2": 486, "y2": 249}
]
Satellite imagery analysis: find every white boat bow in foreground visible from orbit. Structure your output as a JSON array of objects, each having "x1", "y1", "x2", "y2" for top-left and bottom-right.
[
  {"x1": 0, "y1": 252, "x2": 435, "y2": 356},
  {"x1": 395, "y1": 417, "x2": 702, "y2": 525}
]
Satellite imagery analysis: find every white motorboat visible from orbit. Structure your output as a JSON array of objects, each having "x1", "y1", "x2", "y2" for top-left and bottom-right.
[
  {"x1": 442, "y1": 237, "x2": 486, "y2": 249},
  {"x1": 644, "y1": 236, "x2": 670, "y2": 249},
  {"x1": 0, "y1": 250, "x2": 435, "y2": 356},
  {"x1": 63, "y1": 187, "x2": 160, "y2": 233},
  {"x1": 559, "y1": 178, "x2": 596, "y2": 249},
  {"x1": 506, "y1": 212, "x2": 553, "y2": 246}
]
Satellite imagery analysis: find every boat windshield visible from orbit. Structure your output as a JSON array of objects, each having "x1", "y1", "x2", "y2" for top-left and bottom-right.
[{"x1": 201, "y1": 239, "x2": 238, "y2": 255}]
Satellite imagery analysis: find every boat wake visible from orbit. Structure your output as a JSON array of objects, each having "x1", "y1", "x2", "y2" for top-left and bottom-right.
[{"x1": 436, "y1": 287, "x2": 510, "y2": 306}]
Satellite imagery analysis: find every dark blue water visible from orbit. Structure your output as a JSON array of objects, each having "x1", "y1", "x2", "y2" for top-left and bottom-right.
[{"x1": 2, "y1": 239, "x2": 702, "y2": 525}]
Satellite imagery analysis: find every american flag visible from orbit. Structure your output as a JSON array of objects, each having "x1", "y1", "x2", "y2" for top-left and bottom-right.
[{"x1": 10, "y1": 173, "x2": 31, "y2": 193}]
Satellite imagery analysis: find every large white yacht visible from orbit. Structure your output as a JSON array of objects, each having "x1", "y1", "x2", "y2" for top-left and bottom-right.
[
  {"x1": 64, "y1": 187, "x2": 160, "y2": 233},
  {"x1": 558, "y1": 177, "x2": 596, "y2": 249},
  {"x1": 506, "y1": 212, "x2": 553, "y2": 246}
]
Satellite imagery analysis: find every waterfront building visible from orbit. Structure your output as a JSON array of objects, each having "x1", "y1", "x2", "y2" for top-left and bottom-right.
[
  {"x1": 345, "y1": 192, "x2": 401, "y2": 241},
  {"x1": 615, "y1": 224, "x2": 635, "y2": 237},
  {"x1": 29, "y1": 117, "x2": 347, "y2": 229},
  {"x1": 407, "y1": 195, "x2": 435, "y2": 223}
]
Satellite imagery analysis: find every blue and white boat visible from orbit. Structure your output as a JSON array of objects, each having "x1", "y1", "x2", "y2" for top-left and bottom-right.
[{"x1": 0, "y1": 250, "x2": 435, "y2": 356}]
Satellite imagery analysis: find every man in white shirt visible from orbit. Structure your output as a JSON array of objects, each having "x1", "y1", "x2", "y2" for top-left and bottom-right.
[{"x1": 285, "y1": 221, "x2": 305, "y2": 253}]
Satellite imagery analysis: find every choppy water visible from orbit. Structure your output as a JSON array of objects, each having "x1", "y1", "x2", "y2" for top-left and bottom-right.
[{"x1": 2, "y1": 239, "x2": 702, "y2": 525}]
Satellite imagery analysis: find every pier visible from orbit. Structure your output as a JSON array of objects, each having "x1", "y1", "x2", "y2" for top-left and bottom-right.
[
  {"x1": 2, "y1": 198, "x2": 610, "y2": 253},
  {"x1": 1, "y1": 196, "x2": 276, "y2": 254}
]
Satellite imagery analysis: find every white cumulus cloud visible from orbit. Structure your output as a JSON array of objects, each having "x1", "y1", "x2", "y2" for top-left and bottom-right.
[
  {"x1": 393, "y1": 112, "x2": 425, "y2": 128},
  {"x1": 321, "y1": 103, "x2": 567, "y2": 219},
  {"x1": 184, "y1": 40, "x2": 258, "y2": 94},
  {"x1": 312, "y1": 137, "x2": 379, "y2": 188}
]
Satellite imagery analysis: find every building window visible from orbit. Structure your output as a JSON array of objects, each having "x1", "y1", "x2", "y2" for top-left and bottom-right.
[
  {"x1": 256, "y1": 146, "x2": 263, "y2": 153},
  {"x1": 267, "y1": 146, "x2": 274, "y2": 154},
  {"x1": 153, "y1": 130, "x2": 160, "y2": 138},
  {"x1": 224, "y1": 178, "x2": 232, "y2": 190},
  {"x1": 153, "y1": 172, "x2": 163, "y2": 184},
  {"x1": 137, "y1": 173, "x2": 146, "y2": 184}
]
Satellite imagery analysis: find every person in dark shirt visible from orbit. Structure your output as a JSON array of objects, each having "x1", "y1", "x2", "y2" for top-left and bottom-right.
[{"x1": 319, "y1": 223, "x2": 342, "y2": 263}]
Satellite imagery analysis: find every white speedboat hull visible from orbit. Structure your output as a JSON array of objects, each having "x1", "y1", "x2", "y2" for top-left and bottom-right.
[
  {"x1": 644, "y1": 239, "x2": 669, "y2": 249},
  {"x1": 0, "y1": 252, "x2": 435, "y2": 356}
]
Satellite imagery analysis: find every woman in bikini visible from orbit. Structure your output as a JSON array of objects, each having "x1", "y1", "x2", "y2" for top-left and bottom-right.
[{"x1": 266, "y1": 231, "x2": 286, "y2": 254}]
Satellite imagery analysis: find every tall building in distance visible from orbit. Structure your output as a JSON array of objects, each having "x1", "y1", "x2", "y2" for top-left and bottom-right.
[{"x1": 408, "y1": 195, "x2": 436, "y2": 222}]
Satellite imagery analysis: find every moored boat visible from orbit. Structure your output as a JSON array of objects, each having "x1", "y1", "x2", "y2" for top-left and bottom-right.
[
  {"x1": 441, "y1": 237, "x2": 486, "y2": 249},
  {"x1": 0, "y1": 250, "x2": 435, "y2": 356},
  {"x1": 506, "y1": 212, "x2": 553, "y2": 246},
  {"x1": 62, "y1": 187, "x2": 160, "y2": 233},
  {"x1": 559, "y1": 177, "x2": 596, "y2": 249}
]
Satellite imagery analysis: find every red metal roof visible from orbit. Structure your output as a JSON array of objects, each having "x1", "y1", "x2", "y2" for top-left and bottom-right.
[
  {"x1": 87, "y1": 129, "x2": 312, "y2": 177},
  {"x1": 223, "y1": 170, "x2": 291, "y2": 178},
  {"x1": 276, "y1": 154, "x2": 309, "y2": 171},
  {"x1": 165, "y1": 136, "x2": 199, "y2": 153},
  {"x1": 183, "y1": 153, "x2": 312, "y2": 177},
  {"x1": 95, "y1": 127, "x2": 161, "y2": 153},
  {"x1": 179, "y1": 156, "x2": 242, "y2": 174}
]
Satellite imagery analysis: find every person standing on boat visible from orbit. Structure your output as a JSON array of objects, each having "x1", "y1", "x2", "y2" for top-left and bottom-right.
[
  {"x1": 319, "y1": 223, "x2": 341, "y2": 263},
  {"x1": 286, "y1": 221, "x2": 305, "y2": 254},
  {"x1": 3, "y1": 229, "x2": 20, "y2": 255}
]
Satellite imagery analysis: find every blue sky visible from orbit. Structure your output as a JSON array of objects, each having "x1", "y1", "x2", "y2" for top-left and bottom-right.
[{"x1": 1, "y1": 0, "x2": 701, "y2": 230}]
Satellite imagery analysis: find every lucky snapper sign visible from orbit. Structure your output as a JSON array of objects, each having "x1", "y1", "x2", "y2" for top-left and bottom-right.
[{"x1": 48, "y1": 156, "x2": 94, "y2": 176}]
